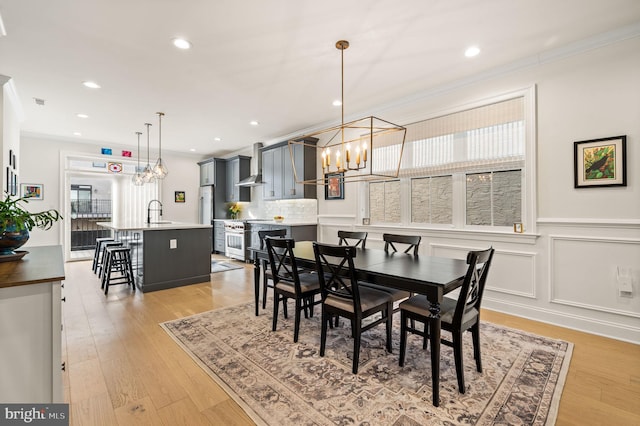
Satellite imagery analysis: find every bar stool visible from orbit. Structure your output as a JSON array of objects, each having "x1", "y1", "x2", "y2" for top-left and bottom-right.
[
  {"x1": 97, "y1": 241, "x2": 123, "y2": 278},
  {"x1": 101, "y1": 246, "x2": 136, "y2": 295},
  {"x1": 92, "y1": 238, "x2": 115, "y2": 273}
]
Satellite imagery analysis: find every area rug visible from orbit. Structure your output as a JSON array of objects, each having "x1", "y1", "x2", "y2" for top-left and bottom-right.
[
  {"x1": 211, "y1": 260, "x2": 244, "y2": 273},
  {"x1": 161, "y1": 301, "x2": 572, "y2": 425}
]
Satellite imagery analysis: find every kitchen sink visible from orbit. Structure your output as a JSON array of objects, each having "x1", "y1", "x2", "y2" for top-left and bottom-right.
[{"x1": 149, "y1": 221, "x2": 173, "y2": 224}]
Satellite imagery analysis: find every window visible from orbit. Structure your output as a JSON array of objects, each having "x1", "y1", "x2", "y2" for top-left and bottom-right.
[
  {"x1": 367, "y1": 92, "x2": 532, "y2": 231},
  {"x1": 411, "y1": 176, "x2": 453, "y2": 224}
]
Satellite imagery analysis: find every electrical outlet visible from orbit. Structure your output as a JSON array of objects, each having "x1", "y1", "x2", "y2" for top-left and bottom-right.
[
  {"x1": 170, "y1": 239, "x2": 177, "y2": 249},
  {"x1": 617, "y1": 266, "x2": 633, "y2": 298}
]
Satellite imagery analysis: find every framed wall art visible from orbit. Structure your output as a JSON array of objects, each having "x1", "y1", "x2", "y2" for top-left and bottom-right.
[
  {"x1": 324, "y1": 172, "x2": 344, "y2": 200},
  {"x1": 21, "y1": 183, "x2": 44, "y2": 200},
  {"x1": 574, "y1": 135, "x2": 626, "y2": 188},
  {"x1": 175, "y1": 191, "x2": 185, "y2": 203}
]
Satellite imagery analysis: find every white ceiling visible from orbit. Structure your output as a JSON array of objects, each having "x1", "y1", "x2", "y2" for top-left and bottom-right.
[{"x1": 1, "y1": 0, "x2": 639, "y2": 158}]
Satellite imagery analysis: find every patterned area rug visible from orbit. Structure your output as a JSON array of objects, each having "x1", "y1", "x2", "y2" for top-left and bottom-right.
[
  {"x1": 161, "y1": 301, "x2": 572, "y2": 426},
  {"x1": 211, "y1": 260, "x2": 244, "y2": 273}
]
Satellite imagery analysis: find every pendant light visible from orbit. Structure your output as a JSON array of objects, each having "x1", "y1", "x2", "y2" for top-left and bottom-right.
[
  {"x1": 132, "y1": 131, "x2": 145, "y2": 186},
  {"x1": 142, "y1": 122, "x2": 156, "y2": 183},
  {"x1": 153, "y1": 111, "x2": 169, "y2": 179}
]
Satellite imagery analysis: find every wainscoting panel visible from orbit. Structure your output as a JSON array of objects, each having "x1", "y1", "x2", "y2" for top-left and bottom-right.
[
  {"x1": 550, "y1": 235, "x2": 640, "y2": 318},
  {"x1": 432, "y1": 243, "x2": 536, "y2": 299}
]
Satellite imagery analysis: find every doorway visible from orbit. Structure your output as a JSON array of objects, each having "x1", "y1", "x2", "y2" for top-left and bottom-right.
[{"x1": 68, "y1": 175, "x2": 114, "y2": 261}]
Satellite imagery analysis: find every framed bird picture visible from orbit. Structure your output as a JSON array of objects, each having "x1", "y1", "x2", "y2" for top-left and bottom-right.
[{"x1": 574, "y1": 135, "x2": 626, "y2": 188}]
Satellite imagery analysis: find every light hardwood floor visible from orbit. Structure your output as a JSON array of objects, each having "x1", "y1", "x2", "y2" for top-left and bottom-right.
[{"x1": 62, "y1": 258, "x2": 640, "y2": 425}]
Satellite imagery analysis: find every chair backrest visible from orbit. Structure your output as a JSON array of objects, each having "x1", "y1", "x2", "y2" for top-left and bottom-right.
[
  {"x1": 259, "y1": 228, "x2": 287, "y2": 250},
  {"x1": 383, "y1": 233, "x2": 421, "y2": 255},
  {"x1": 453, "y1": 247, "x2": 495, "y2": 327},
  {"x1": 337, "y1": 231, "x2": 368, "y2": 248},
  {"x1": 313, "y1": 242, "x2": 364, "y2": 312},
  {"x1": 264, "y1": 237, "x2": 303, "y2": 291}
]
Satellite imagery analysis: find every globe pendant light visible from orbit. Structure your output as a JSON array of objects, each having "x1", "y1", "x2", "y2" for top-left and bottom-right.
[
  {"x1": 153, "y1": 111, "x2": 169, "y2": 179},
  {"x1": 142, "y1": 122, "x2": 156, "y2": 183},
  {"x1": 131, "y1": 131, "x2": 145, "y2": 185}
]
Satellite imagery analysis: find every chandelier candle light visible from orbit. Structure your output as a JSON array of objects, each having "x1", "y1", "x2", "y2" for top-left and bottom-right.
[{"x1": 288, "y1": 40, "x2": 407, "y2": 185}]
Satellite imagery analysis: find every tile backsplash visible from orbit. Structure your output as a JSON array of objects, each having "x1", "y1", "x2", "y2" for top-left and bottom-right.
[{"x1": 242, "y1": 198, "x2": 317, "y2": 222}]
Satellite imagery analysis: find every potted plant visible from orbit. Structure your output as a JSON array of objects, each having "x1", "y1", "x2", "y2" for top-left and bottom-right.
[{"x1": 0, "y1": 193, "x2": 62, "y2": 255}]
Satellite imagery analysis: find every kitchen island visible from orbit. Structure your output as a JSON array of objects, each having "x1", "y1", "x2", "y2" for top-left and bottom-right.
[{"x1": 97, "y1": 221, "x2": 212, "y2": 292}]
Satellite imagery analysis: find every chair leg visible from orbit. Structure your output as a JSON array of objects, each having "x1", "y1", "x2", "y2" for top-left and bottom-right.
[
  {"x1": 452, "y1": 331, "x2": 466, "y2": 393},
  {"x1": 471, "y1": 323, "x2": 482, "y2": 372},
  {"x1": 272, "y1": 293, "x2": 280, "y2": 332},
  {"x1": 385, "y1": 305, "x2": 393, "y2": 353},
  {"x1": 320, "y1": 310, "x2": 328, "y2": 357},
  {"x1": 261, "y1": 261, "x2": 269, "y2": 309},
  {"x1": 399, "y1": 311, "x2": 407, "y2": 367},
  {"x1": 423, "y1": 321, "x2": 429, "y2": 350},
  {"x1": 293, "y1": 298, "x2": 302, "y2": 343},
  {"x1": 352, "y1": 320, "x2": 362, "y2": 374}
]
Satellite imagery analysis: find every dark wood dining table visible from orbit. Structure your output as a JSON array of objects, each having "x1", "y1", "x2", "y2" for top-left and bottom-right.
[{"x1": 249, "y1": 240, "x2": 468, "y2": 406}]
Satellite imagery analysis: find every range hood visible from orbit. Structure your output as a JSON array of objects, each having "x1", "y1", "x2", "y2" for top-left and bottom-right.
[{"x1": 237, "y1": 142, "x2": 264, "y2": 187}]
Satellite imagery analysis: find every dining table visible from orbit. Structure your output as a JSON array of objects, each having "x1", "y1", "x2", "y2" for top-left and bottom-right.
[{"x1": 249, "y1": 240, "x2": 469, "y2": 406}]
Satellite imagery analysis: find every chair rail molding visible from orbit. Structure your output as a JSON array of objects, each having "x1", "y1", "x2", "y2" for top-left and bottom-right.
[{"x1": 538, "y1": 217, "x2": 640, "y2": 228}]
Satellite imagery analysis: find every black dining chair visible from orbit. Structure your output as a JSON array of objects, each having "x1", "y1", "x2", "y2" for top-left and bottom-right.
[
  {"x1": 360, "y1": 233, "x2": 422, "y2": 308},
  {"x1": 398, "y1": 247, "x2": 495, "y2": 393},
  {"x1": 265, "y1": 237, "x2": 322, "y2": 343},
  {"x1": 258, "y1": 228, "x2": 287, "y2": 310},
  {"x1": 383, "y1": 233, "x2": 421, "y2": 255},
  {"x1": 313, "y1": 242, "x2": 394, "y2": 374},
  {"x1": 338, "y1": 230, "x2": 368, "y2": 248}
]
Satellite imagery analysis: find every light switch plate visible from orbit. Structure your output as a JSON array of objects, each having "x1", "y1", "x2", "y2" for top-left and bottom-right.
[{"x1": 170, "y1": 239, "x2": 177, "y2": 249}]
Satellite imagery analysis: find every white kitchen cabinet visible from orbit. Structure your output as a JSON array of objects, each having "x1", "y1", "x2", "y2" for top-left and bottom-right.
[{"x1": 0, "y1": 246, "x2": 65, "y2": 403}]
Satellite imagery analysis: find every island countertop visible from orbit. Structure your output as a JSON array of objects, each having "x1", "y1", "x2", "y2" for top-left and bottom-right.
[{"x1": 97, "y1": 221, "x2": 211, "y2": 231}]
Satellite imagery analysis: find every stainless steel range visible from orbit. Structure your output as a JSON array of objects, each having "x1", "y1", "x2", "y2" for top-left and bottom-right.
[{"x1": 224, "y1": 220, "x2": 250, "y2": 261}]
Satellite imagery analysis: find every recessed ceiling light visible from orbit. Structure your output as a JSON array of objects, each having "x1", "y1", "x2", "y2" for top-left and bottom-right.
[
  {"x1": 213, "y1": 137, "x2": 221, "y2": 142},
  {"x1": 73, "y1": 132, "x2": 82, "y2": 136},
  {"x1": 332, "y1": 100, "x2": 342, "y2": 106},
  {"x1": 189, "y1": 148, "x2": 196, "y2": 152},
  {"x1": 465, "y1": 46, "x2": 480, "y2": 58},
  {"x1": 82, "y1": 81, "x2": 101, "y2": 89},
  {"x1": 173, "y1": 38, "x2": 192, "y2": 49},
  {"x1": 76, "y1": 113, "x2": 89, "y2": 119},
  {"x1": 249, "y1": 121, "x2": 259, "y2": 126}
]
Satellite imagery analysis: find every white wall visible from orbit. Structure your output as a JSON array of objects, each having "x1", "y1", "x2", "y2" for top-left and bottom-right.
[
  {"x1": 316, "y1": 36, "x2": 640, "y2": 343},
  {"x1": 19, "y1": 136, "x2": 202, "y2": 247},
  {"x1": 1, "y1": 77, "x2": 21, "y2": 195}
]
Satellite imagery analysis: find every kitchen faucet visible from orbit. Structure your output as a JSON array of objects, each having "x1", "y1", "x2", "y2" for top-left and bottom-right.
[{"x1": 147, "y1": 199, "x2": 163, "y2": 224}]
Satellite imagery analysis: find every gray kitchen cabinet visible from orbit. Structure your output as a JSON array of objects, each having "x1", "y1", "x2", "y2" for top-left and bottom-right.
[
  {"x1": 198, "y1": 157, "x2": 226, "y2": 188},
  {"x1": 213, "y1": 220, "x2": 226, "y2": 253},
  {"x1": 198, "y1": 159, "x2": 215, "y2": 186},
  {"x1": 225, "y1": 156, "x2": 251, "y2": 202},
  {"x1": 262, "y1": 147, "x2": 283, "y2": 200},
  {"x1": 262, "y1": 138, "x2": 317, "y2": 200}
]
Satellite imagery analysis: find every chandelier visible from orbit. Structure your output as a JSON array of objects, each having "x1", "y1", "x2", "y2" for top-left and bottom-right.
[{"x1": 288, "y1": 40, "x2": 406, "y2": 185}]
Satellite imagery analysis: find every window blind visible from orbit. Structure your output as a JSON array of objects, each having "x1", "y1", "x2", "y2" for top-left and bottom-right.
[{"x1": 373, "y1": 97, "x2": 525, "y2": 176}]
